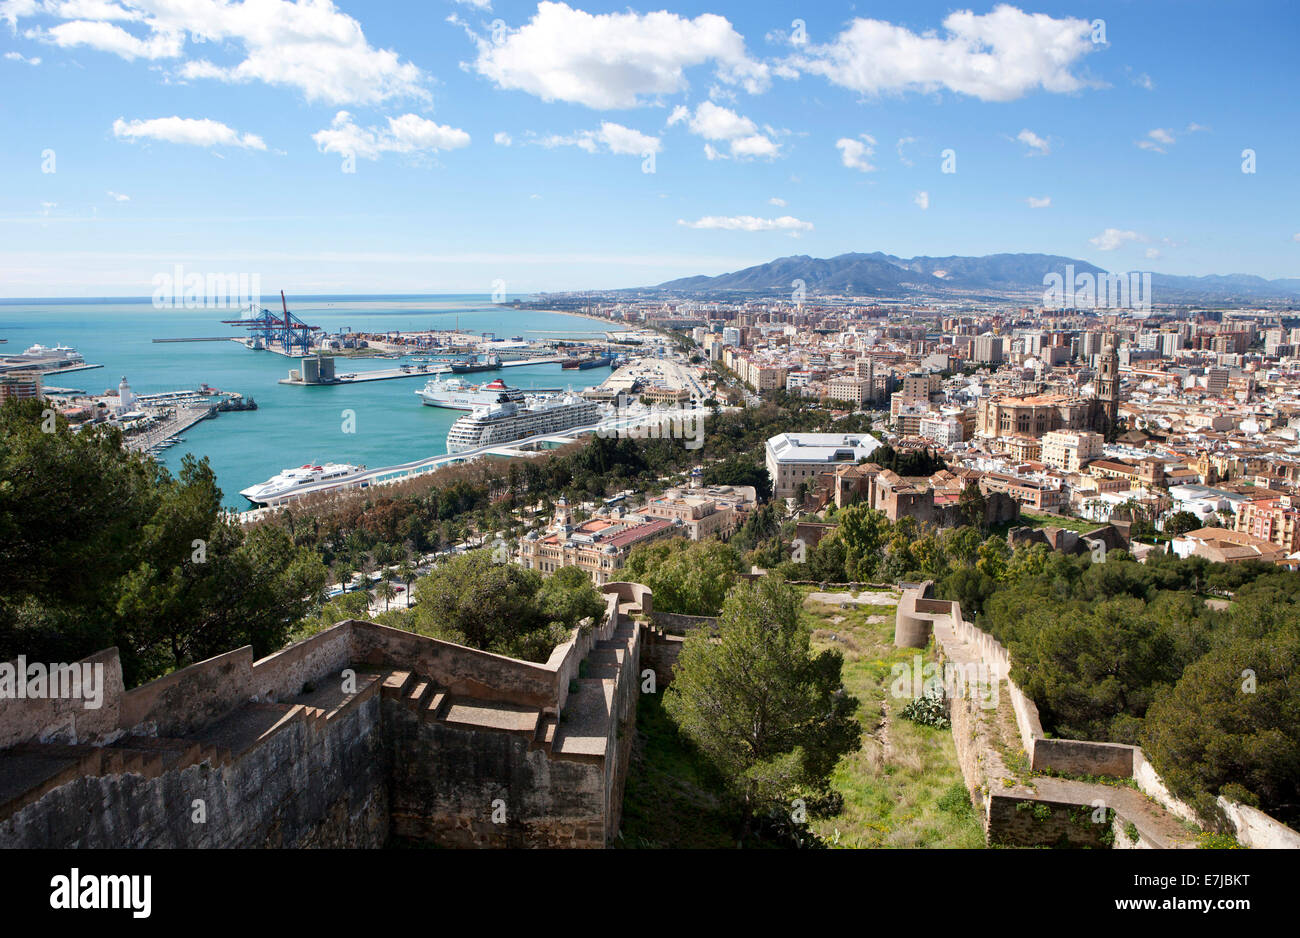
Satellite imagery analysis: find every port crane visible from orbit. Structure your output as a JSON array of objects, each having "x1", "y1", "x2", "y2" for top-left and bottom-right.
[{"x1": 223, "y1": 291, "x2": 320, "y2": 356}]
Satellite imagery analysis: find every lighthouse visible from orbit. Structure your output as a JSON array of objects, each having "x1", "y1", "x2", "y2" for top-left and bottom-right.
[{"x1": 118, "y1": 375, "x2": 136, "y2": 413}]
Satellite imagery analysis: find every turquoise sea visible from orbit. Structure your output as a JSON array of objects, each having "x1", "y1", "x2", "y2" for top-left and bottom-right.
[{"x1": 0, "y1": 296, "x2": 624, "y2": 510}]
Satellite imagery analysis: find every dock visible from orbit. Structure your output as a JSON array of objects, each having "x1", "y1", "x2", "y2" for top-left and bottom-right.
[{"x1": 278, "y1": 357, "x2": 567, "y2": 386}]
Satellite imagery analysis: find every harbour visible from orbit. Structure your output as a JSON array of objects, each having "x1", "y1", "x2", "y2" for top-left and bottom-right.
[{"x1": 0, "y1": 296, "x2": 637, "y2": 510}]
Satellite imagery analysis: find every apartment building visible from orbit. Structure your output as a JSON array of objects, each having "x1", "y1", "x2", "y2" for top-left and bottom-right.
[
  {"x1": 1234, "y1": 496, "x2": 1300, "y2": 553},
  {"x1": 1040, "y1": 430, "x2": 1104, "y2": 472}
]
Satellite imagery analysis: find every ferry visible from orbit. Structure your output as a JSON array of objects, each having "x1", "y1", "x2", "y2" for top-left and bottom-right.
[
  {"x1": 416, "y1": 376, "x2": 526, "y2": 410},
  {"x1": 445, "y1": 393, "x2": 603, "y2": 453},
  {"x1": 239, "y1": 462, "x2": 368, "y2": 504}
]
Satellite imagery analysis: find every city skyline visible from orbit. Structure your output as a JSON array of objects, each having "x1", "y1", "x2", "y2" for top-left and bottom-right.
[{"x1": 1, "y1": 0, "x2": 1297, "y2": 296}]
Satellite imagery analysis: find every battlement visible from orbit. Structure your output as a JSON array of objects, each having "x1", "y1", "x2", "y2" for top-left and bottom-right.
[{"x1": 0, "y1": 584, "x2": 644, "y2": 849}]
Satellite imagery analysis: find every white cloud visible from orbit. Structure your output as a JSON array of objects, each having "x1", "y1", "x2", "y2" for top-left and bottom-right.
[
  {"x1": 1025, "y1": 196, "x2": 1051, "y2": 208},
  {"x1": 1134, "y1": 72, "x2": 1154, "y2": 90},
  {"x1": 835, "y1": 134, "x2": 876, "y2": 172},
  {"x1": 16, "y1": 0, "x2": 427, "y2": 106},
  {"x1": 493, "y1": 131, "x2": 512, "y2": 146},
  {"x1": 106, "y1": 190, "x2": 129, "y2": 201},
  {"x1": 896, "y1": 135, "x2": 916, "y2": 166},
  {"x1": 450, "y1": 0, "x2": 491, "y2": 9},
  {"x1": 1016, "y1": 128, "x2": 1050, "y2": 155},
  {"x1": 1144, "y1": 247, "x2": 1161, "y2": 259},
  {"x1": 1089, "y1": 228, "x2": 1146, "y2": 251},
  {"x1": 532, "y1": 121, "x2": 660, "y2": 156},
  {"x1": 1137, "y1": 128, "x2": 1175, "y2": 152},
  {"x1": 677, "y1": 215, "x2": 813, "y2": 232},
  {"x1": 768, "y1": 197, "x2": 786, "y2": 207},
  {"x1": 668, "y1": 101, "x2": 780, "y2": 160},
  {"x1": 788, "y1": 6, "x2": 1100, "y2": 102},
  {"x1": 463, "y1": 2, "x2": 768, "y2": 109},
  {"x1": 312, "y1": 111, "x2": 470, "y2": 161},
  {"x1": 4, "y1": 50, "x2": 41, "y2": 64},
  {"x1": 112, "y1": 116, "x2": 266, "y2": 150},
  {"x1": 1292, "y1": 233, "x2": 1300, "y2": 243},
  {"x1": 913, "y1": 190, "x2": 929, "y2": 210}
]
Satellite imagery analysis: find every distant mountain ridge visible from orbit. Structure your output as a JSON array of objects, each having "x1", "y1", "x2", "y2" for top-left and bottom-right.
[{"x1": 649, "y1": 251, "x2": 1300, "y2": 304}]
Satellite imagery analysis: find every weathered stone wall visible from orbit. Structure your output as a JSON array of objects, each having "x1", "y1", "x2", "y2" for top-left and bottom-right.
[
  {"x1": 987, "y1": 795, "x2": 1113, "y2": 848},
  {"x1": 0, "y1": 693, "x2": 387, "y2": 848},
  {"x1": 384, "y1": 702, "x2": 607, "y2": 848},
  {"x1": 649, "y1": 611, "x2": 717, "y2": 634},
  {"x1": 0, "y1": 583, "x2": 651, "y2": 850}
]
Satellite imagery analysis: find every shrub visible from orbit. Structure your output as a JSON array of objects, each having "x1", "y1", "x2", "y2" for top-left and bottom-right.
[{"x1": 900, "y1": 691, "x2": 950, "y2": 729}]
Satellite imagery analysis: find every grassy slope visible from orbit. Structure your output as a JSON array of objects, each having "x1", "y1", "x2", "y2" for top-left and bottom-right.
[
  {"x1": 802, "y1": 590, "x2": 986, "y2": 848},
  {"x1": 617, "y1": 693, "x2": 738, "y2": 848}
]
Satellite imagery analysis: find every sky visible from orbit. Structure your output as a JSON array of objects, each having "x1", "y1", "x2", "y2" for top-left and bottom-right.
[{"x1": 0, "y1": 0, "x2": 1297, "y2": 297}]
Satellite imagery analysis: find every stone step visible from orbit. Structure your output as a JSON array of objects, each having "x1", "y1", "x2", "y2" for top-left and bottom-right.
[
  {"x1": 109, "y1": 736, "x2": 203, "y2": 774},
  {"x1": 532, "y1": 715, "x2": 558, "y2": 752},
  {"x1": 291, "y1": 671, "x2": 383, "y2": 722},
  {"x1": 381, "y1": 670, "x2": 414, "y2": 700},
  {"x1": 439, "y1": 697, "x2": 541, "y2": 738},
  {"x1": 406, "y1": 679, "x2": 433, "y2": 711},
  {"x1": 188, "y1": 702, "x2": 299, "y2": 762},
  {"x1": 0, "y1": 744, "x2": 103, "y2": 820},
  {"x1": 424, "y1": 690, "x2": 448, "y2": 722}
]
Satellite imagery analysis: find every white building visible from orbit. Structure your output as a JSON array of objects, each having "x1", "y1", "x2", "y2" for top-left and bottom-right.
[
  {"x1": 765, "y1": 432, "x2": 882, "y2": 499},
  {"x1": 1040, "y1": 430, "x2": 1103, "y2": 472},
  {"x1": 919, "y1": 414, "x2": 963, "y2": 447}
]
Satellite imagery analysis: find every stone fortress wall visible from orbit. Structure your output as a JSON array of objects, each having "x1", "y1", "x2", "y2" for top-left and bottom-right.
[
  {"x1": 0, "y1": 584, "x2": 649, "y2": 849},
  {"x1": 895, "y1": 583, "x2": 1300, "y2": 849}
]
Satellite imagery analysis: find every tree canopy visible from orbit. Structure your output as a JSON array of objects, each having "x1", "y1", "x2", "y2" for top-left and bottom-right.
[
  {"x1": 662, "y1": 576, "x2": 861, "y2": 830},
  {"x1": 0, "y1": 398, "x2": 327, "y2": 685}
]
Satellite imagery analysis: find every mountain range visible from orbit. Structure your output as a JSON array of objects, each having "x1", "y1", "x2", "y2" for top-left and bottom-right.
[{"x1": 647, "y1": 252, "x2": 1300, "y2": 305}]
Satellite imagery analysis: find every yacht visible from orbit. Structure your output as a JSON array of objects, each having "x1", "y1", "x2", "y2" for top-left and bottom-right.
[
  {"x1": 239, "y1": 462, "x2": 368, "y2": 504},
  {"x1": 416, "y1": 376, "x2": 526, "y2": 410},
  {"x1": 445, "y1": 393, "x2": 603, "y2": 453}
]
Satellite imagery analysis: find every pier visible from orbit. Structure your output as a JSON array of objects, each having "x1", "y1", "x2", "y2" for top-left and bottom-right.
[{"x1": 278, "y1": 357, "x2": 568, "y2": 386}]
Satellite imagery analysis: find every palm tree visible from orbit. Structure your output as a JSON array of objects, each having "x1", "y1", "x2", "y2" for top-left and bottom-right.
[
  {"x1": 377, "y1": 576, "x2": 397, "y2": 613},
  {"x1": 335, "y1": 560, "x2": 355, "y2": 595},
  {"x1": 396, "y1": 560, "x2": 417, "y2": 603}
]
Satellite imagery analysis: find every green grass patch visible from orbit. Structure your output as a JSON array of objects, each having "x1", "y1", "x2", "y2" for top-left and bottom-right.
[
  {"x1": 799, "y1": 588, "x2": 986, "y2": 849},
  {"x1": 617, "y1": 693, "x2": 738, "y2": 849}
]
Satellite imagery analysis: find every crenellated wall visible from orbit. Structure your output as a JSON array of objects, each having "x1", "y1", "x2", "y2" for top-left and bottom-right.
[{"x1": 0, "y1": 583, "x2": 652, "y2": 849}]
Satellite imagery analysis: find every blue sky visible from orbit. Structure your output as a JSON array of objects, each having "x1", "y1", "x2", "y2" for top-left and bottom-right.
[{"x1": 1, "y1": 0, "x2": 1297, "y2": 296}]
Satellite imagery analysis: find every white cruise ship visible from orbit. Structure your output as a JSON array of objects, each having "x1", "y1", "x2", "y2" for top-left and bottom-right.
[
  {"x1": 445, "y1": 393, "x2": 603, "y2": 453},
  {"x1": 239, "y1": 462, "x2": 367, "y2": 504},
  {"x1": 415, "y1": 376, "x2": 526, "y2": 410}
]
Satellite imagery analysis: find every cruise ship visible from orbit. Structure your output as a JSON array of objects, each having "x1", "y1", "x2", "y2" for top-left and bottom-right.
[
  {"x1": 415, "y1": 376, "x2": 526, "y2": 410},
  {"x1": 239, "y1": 462, "x2": 367, "y2": 504},
  {"x1": 0, "y1": 343, "x2": 85, "y2": 374},
  {"x1": 445, "y1": 393, "x2": 603, "y2": 453}
]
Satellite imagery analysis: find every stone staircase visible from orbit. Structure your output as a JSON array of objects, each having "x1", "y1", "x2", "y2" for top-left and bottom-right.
[{"x1": 380, "y1": 669, "x2": 560, "y2": 753}]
